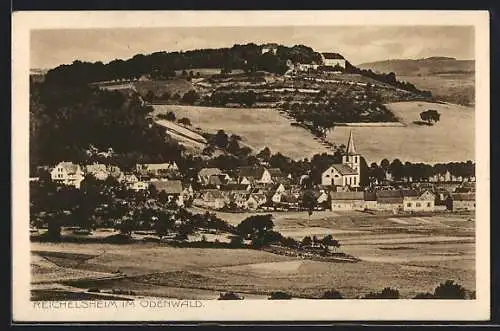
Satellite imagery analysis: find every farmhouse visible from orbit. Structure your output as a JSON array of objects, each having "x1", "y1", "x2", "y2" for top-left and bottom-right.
[
  {"x1": 330, "y1": 191, "x2": 365, "y2": 211},
  {"x1": 321, "y1": 131, "x2": 361, "y2": 188},
  {"x1": 320, "y1": 52, "x2": 346, "y2": 69},
  {"x1": 450, "y1": 193, "x2": 475, "y2": 211},
  {"x1": 375, "y1": 190, "x2": 403, "y2": 211},
  {"x1": 237, "y1": 166, "x2": 275, "y2": 184},
  {"x1": 50, "y1": 161, "x2": 85, "y2": 189},
  {"x1": 150, "y1": 180, "x2": 184, "y2": 206},
  {"x1": 403, "y1": 190, "x2": 435, "y2": 212},
  {"x1": 197, "y1": 190, "x2": 226, "y2": 210},
  {"x1": 198, "y1": 168, "x2": 225, "y2": 185},
  {"x1": 136, "y1": 162, "x2": 179, "y2": 177}
]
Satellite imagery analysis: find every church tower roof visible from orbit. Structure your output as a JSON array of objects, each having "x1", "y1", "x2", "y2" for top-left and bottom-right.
[{"x1": 346, "y1": 130, "x2": 357, "y2": 155}]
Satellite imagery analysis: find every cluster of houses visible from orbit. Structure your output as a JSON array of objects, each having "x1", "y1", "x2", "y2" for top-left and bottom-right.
[{"x1": 39, "y1": 132, "x2": 475, "y2": 214}]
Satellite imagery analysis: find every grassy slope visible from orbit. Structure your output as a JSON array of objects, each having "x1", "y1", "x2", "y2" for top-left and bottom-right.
[
  {"x1": 327, "y1": 101, "x2": 474, "y2": 164},
  {"x1": 153, "y1": 105, "x2": 331, "y2": 160}
]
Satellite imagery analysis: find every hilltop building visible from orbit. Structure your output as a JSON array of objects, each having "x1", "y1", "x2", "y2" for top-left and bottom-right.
[
  {"x1": 261, "y1": 43, "x2": 279, "y2": 55},
  {"x1": 321, "y1": 131, "x2": 361, "y2": 188},
  {"x1": 321, "y1": 53, "x2": 346, "y2": 69}
]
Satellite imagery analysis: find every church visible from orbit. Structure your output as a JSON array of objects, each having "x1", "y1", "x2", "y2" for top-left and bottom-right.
[{"x1": 321, "y1": 131, "x2": 361, "y2": 188}]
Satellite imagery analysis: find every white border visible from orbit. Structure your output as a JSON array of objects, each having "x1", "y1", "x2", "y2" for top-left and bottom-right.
[{"x1": 12, "y1": 10, "x2": 490, "y2": 322}]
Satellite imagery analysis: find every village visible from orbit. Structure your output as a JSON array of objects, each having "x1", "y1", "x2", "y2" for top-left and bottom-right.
[{"x1": 31, "y1": 130, "x2": 475, "y2": 221}]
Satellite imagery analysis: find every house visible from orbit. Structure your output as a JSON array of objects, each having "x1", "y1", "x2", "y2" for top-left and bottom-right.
[
  {"x1": 181, "y1": 183, "x2": 194, "y2": 200},
  {"x1": 85, "y1": 163, "x2": 111, "y2": 181},
  {"x1": 320, "y1": 53, "x2": 346, "y2": 68},
  {"x1": 237, "y1": 166, "x2": 274, "y2": 184},
  {"x1": 403, "y1": 190, "x2": 435, "y2": 212},
  {"x1": 108, "y1": 165, "x2": 124, "y2": 182},
  {"x1": 450, "y1": 193, "x2": 475, "y2": 211},
  {"x1": 228, "y1": 192, "x2": 251, "y2": 209},
  {"x1": 321, "y1": 131, "x2": 361, "y2": 188},
  {"x1": 136, "y1": 162, "x2": 179, "y2": 177},
  {"x1": 198, "y1": 168, "x2": 230, "y2": 185},
  {"x1": 329, "y1": 191, "x2": 365, "y2": 211},
  {"x1": 150, "y1": 180, "x2": 184, "y2": 206},
  {"x1": 262, "y1": 43, "x2": 279, "y2": 55},
  {"x1": 246, "y1": 193, "x2": 267, "y2": 210},
  {"x1": 375, "y1": 190, "x2": 403, "y2": 211},
  {"x1": 197, "y1": 190, "x2": 226, "y2": 210},
  {"x1": 50, "y1": 162, "x2": 85, "y2": 188},
  {"x1": 130, "y1": 180, "x2": 149, "y2": 191}
]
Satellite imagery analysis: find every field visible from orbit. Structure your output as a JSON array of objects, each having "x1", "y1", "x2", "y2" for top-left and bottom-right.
[
  {"x1": 399, "y1": 74, "x2": 475, "y2": 106},
  {"x1": 31, "y1": 212, "x2": 475, "y2": 300},
  {"x1": 327, "y1": 101, "x2": 474, "y2": 164},
  {"x1": 153, "y1": 105, "x2": 331, "y2": 160}
]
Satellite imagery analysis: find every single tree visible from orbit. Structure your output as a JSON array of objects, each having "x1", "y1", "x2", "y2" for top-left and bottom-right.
[
  {"x1": 300, "y1": 190, "x2": 317, "y2": 220},
  {"x1": 165, "y1": 111, "x2": 176, "y2": 121},
  {"x1": 433, "y1": 280, "x2": 467, "y2": 299}
]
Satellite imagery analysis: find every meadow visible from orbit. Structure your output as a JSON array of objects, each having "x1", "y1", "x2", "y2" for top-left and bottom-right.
[
  {"x1": 153, "y1": 105, "x2": 331, "y2": 160},
  {"x1": 327, "y1": 101, "x2": 474, "y2": 164},
  {"x1": 31, "y1": 212, "x2": 475, "y2": 300}
]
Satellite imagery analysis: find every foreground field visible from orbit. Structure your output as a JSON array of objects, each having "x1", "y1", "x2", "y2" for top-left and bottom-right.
[
  {"x1": 31, "y1": 212, "x2": 475, "y2": 300},
  {"x1": 327, "y1": 101, "x2": 474, "y2": 164},
  {"x1": 153, "y1": 105, "x2": 331, "y2": 160}
]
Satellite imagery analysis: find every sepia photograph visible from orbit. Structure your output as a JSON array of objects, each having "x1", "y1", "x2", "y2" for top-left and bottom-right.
[{"x1": 12, "y1": 10, "x2": 490, "y2": 322}]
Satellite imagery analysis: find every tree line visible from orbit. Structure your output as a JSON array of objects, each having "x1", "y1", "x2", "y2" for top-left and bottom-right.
[
  {"x1": 30, "y1": 81, "x2": 184, "y2": 172},
  {"x1": 43, "y1": 44, "x2": 322, "y2": 86}
]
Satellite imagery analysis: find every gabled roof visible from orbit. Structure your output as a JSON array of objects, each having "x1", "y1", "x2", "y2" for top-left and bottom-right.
[
  {"x1": 202, "y1": 189, "x2": 225, "y2": 200},
  {"x1": 451, "y1": 193, "x2": 475, "y2": 201},
  {"x1": 85, "y1": 164, "x2": 107, "y2": 173},
  {"x1": 220, "y1": 183, "x2": 250, "y2": 191},
  {"x1": 329, "y1": 191, "x2": 364, "y2": 200},
  {"x1": 401, "y1": 189, "x2": 419, "y2": 197},
  {"x1": 330, "y1": 164, "x2": 358, "y2": 175},
  {"x1": 151, "y1": 180, "x2": 183, "y2": 194},
  {"x1": 237, "y1": 166, "x2": 266, "y2": 179},
  {"x1": 322, "y1": 52, "x2": 345, "y2": 60},
  {"x1": 56, "y1": 162, "x2": 80, "y2": 174},
  {"x1": 198, "y1": 167, "x2": 222, "y2": 178}
]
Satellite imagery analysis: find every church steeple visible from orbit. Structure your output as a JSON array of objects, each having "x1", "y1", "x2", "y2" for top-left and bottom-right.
[{"x1": 346, "y1": 130, "x2": 357, "y2": 155}]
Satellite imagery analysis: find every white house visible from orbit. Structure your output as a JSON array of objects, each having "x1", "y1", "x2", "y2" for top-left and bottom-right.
[
  {"x1": 321, "y1": 53, "x2": 346, "y2": 68},
  {"x1": 50, "y1": 162, "x2": 85, "y2": 188},
  {"x1": 261, "y1": 43, "x2": 278, "y2": 55},
  {"x1": 321, "y1": 131, "x2": 361, "y2": 188},
  {"x1": 403, "y1": 190, "x2": 435, "y2": 212},
  {"x1": 85, "y1": 163, "x2": 109, "y2": 181}
]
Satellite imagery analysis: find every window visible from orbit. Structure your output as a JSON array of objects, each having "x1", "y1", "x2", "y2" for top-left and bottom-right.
[
  {"x1": 416, "y1": 203, "x2": 421, "y2": 207},
  {"x1": 353, "y1": 177, "x2": 357, "y2": 185},
  {"x1": 427, "y1": 202, "x2": 431, "y2": 207},
  {"x1": 325, "y1": 174, "x2": 330, "y2": 178},
  {"x1": 407, "y1": 203, "x2": 412, "y2": 207},
  {"x1": 354, "y1": 156, "x2": 357, "y2": 163}
]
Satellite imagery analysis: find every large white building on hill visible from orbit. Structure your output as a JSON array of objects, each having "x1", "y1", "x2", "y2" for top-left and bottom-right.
[{"x1": 321, "y1": 131, "x2": 361, "y2": 188}]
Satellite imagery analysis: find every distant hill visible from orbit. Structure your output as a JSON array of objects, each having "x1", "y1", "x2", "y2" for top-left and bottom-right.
[
  {"x1": 357, "y1": 57, "x2": 474, "y2": 76},
  {"x1": 358, "y1": 57, "x2": 475, "y2": 106}
]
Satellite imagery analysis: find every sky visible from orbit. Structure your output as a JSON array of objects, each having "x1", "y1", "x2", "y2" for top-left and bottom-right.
[{"x1": 30, "y1": 26, "x2": 474, "y2": 69}]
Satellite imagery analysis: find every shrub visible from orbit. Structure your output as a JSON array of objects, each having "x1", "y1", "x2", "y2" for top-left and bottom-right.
[
  {"x1": 268, "y1": 291, "x2": 292, "y2": 300},
  {"x1": 321, "y1": 289, "x2": 343, "y2": 299},
  {"x1": 363, "y1": 287, "x2": 400, "y2": 299},
  {"x1": 433, "y1": 280, "x2": 467, "y2": 299},
  {"x1": 229, "y1": 235, "x2": 244, "y2": 248},
  {"x1": 218, "y1": 292, "x2": 243, "y2": 300}
]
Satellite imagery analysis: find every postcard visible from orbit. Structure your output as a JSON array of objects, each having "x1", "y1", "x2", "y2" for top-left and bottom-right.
[{"x1": 12, "y1": 10, "x2": 490, "y2": 322}]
